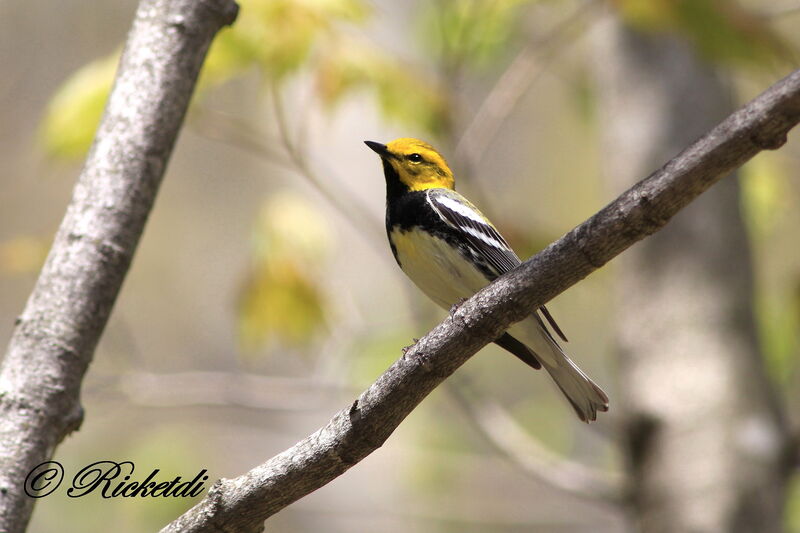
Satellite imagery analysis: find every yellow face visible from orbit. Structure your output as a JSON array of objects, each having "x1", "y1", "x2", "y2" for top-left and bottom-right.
[{"x1": 381, "y1": 138, "x2": 455, "y2": 191}]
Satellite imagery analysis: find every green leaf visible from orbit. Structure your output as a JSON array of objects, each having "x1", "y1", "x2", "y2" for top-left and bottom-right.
[
  {"x1": 40, "y1": 52, "x2": 118, "y2": 159},
  {"x1": 237, "y1": 259, "x2": 327, "y2": 350}
]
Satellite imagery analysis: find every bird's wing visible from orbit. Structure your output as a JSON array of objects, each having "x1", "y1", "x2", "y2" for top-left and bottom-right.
[
  {"x1": 426, "y1": 189, "x2": 568, "y2": 343},
  {"x1": 426, "y1": 189, "x2": 520, "y2": 275}
]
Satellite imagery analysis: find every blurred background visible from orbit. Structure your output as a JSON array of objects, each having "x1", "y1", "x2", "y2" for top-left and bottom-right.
[{"x1": 1, "y1": 0, "x2": 800, "y2": 531}]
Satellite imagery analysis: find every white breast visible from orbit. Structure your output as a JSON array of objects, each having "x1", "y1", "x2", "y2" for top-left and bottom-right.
[{"x1": 391, "y1": 229, "x2": 490, "y2": 310}]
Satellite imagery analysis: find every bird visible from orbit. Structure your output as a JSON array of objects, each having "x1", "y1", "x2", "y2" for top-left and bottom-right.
[{"x1": 365, "y1": 137, "x2": 608, "y2": 422}]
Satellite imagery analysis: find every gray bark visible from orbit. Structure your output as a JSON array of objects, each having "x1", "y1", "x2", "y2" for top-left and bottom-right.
[
  {"x1": 0, "y1": 1, "x2": 237, "y2": 531},
  {"x1": 162, "y1": 69, "x2": 800, "y2": 533},
  {"x1": 594, "y1": 18, "x2": 793, "y2": 533}
]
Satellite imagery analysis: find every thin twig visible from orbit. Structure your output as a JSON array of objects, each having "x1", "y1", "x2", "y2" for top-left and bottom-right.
[
  {"x1": 454, "y1": 0, "x2": 601, "y2": 172},
  {"x1": 270, "y1": 86, "x2": 386, "y2": 243},
  {"x1": 189, "y1": 106, "x2": 292, "y2": 167},
  {"x1": 119, "y1": 371, "x2": 352, "y2": 411},
  {"x1": 190, "y1": 98, "x2": 386, "y2": 246},
  {"x1": 446, "y1": 379, "x2": 625, "y2": 504}
]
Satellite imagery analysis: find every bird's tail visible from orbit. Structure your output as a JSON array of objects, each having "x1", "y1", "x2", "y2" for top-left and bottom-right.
[
  {"x1": 508, "y1": 320, "x2": 609, "y2": 423},
  {"x1": 540, "y1": 348, "x2": 609, "y2": 423}
]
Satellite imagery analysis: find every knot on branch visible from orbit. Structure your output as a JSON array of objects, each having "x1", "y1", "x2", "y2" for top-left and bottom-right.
[
  {"x1": 336, "y1": 414, "x2": 390, "y2": 466},
  {"x1": 749, "y1": 130, "x2": 788, "y2": 151},
  {"x1": 631, "y1": 189, "x2": 672, "y2": 237},
  {"x1": 572, "y1": 223, "x2": 607, "y2": 269},
  {"x1": 348, "y1": 399, "x2": 363, "y2": 423},
  {"x1": 60, "y1": 403, "x2": 84, "y2": 438},
  {"x1": 198, "y1": 0, "x2": 239, "y2": 27}
]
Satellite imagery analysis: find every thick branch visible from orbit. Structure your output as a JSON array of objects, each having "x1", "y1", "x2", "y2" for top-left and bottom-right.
[
  {"x1": 0, "y1": 1, "x2": 237, "y2": 531},
  {"x1": 163, "y1": 69, "x2": 800, "y2": 533}
]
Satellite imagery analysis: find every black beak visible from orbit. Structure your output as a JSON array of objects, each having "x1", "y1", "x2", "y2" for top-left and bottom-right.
[{"x1": 364, "y1": 140, "x2": 390, "y2": 158}]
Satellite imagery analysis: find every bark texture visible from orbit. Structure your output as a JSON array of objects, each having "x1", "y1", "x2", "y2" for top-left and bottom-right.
[
  {"x1": 162, "y1": 69, "x2": 800, "y2": 533},
  {"x1": 594, "y1": 18, "x2": 793, "y2": 533},
  {"x1": 0, "y1": 1, "x2": 237, "y2": 531}
]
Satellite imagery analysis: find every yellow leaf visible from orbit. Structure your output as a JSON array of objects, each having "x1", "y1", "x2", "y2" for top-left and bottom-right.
[
  {"x1": 40, "y1": 52, "x2": 119, "y2": 159},
  {"x1": 237, "y1": 191, "x2": 332, "y2": 351},
  {"x1": 237, "y1": 259, "x2": 327, "y2": 350}
]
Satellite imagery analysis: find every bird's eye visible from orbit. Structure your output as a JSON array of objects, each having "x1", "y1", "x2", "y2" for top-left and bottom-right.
[{"x1": 408, "y1": 153, "x2": 423, "y2": 162}]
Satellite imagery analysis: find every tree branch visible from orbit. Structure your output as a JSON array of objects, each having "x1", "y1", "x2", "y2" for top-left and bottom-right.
[
  {"x1": 0, "y1": 1, "x2": 238, "y2": 531},
  {"x1": 162, "y1": 70, "x2": 800, "y2": 533}
]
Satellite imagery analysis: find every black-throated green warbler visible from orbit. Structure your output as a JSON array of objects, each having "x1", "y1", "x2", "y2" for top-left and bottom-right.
[{"x1": 365, "y1": 137, "x2": 608, "y2": 422}]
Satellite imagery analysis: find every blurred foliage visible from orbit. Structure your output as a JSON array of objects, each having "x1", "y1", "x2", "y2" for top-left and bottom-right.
[
  {"x1": 740, "y1": 155, "x2": 791, "y2": 239},
  {"x1": 40, "y1": 51, "x2": 118, "y2": 158},
  {"x1": 419, "y1": 0, "x2": 543, "y2": 70},
  {"x1": 613, "y1": 0, "x2": 793, "y2": 67},
  {"x1": 202, "y1": 0, "x2": 370, "y2": 83},
  {"x1": 41, "y1": 0, "x2": 449, "y2": 161},
  {"x1": 787, "y1": 474, "x2": 800, "y2": 533},
  {"x1": 237, "y1": 191, "x2": 330, "y2": 351},
  {"x1": 0, "y1": 235, "x2": 49, "y2": 275},
  {"x1": 568, "y1": 69, "x2": 597, "y2": 125},
  {"x1": 741, "y1": 156, "x2": 799, "y2": 382},
  {"x1": 758, "y1": 288, "x2": 800, "y2": 384},
  {"x1": 315, "y1": 36, "x2": 450, "y2": 133}
]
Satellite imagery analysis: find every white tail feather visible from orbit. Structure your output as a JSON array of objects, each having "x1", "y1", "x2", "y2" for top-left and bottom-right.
[
  {"x1": 508, "y1": 319, "x2": 609, "y2": 422},
  {"x1": 540, "y1": 349, "x2": 609, "y2": 422}
]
